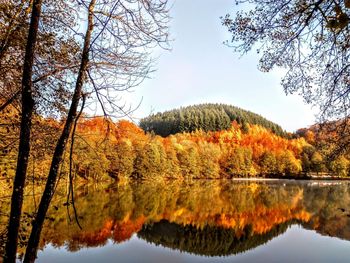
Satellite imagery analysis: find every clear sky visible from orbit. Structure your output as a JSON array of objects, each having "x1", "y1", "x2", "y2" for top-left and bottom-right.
[{"x1": 125, "y1": 0, "x2": 316, "y2": 132}]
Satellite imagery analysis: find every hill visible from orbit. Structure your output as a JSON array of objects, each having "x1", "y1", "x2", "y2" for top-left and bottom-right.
[{"x1": 139, "y1": 103, "x2": 286, "y2": 137}]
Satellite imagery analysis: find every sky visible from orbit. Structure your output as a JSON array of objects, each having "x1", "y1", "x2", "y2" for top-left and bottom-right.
[{"x1": 124, "y1": 0, "x2": 316, "y2": 132}]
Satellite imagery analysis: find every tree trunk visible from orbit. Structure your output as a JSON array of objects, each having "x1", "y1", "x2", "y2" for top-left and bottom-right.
[
  {"x1": 23, "y1": 1, "x2": 96, "y2": 262},
  {"x1": 3, "y1": 1, "x2": 42, "y2": 262}
]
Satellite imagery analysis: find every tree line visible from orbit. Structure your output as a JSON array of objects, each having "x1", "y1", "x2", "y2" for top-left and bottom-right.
[{"x1": 3, "y1": 108, "x2": 349, "y2": 183}]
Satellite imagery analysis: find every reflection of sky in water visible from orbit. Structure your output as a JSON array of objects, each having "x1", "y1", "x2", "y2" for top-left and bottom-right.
[{"x1": 35, "y1": 225, "x2": 350, "y2": 263}]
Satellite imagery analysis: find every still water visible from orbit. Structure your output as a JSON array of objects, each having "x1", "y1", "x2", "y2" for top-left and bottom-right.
[{"x1": 2, "y1": 179, "x2": 350, "y2": 262}]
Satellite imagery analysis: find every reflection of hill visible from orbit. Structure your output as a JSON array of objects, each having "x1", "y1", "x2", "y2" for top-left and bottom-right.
[{"x1": 138, "y1": 219, "x2": 298, "y2": 256}]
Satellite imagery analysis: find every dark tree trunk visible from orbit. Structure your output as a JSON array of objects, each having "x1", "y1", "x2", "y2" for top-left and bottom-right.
[
  {"x1": 3, "y1": 1, "x2": 43, "y2": 262},
  {"x1": 23, "y1": 1, "x2": 96, "y2": 262}
]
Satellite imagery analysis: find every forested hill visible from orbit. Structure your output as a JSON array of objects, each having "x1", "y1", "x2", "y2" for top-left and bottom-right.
[{"x1": 139, "y1": 103, "x2": 286, "y2": 137}]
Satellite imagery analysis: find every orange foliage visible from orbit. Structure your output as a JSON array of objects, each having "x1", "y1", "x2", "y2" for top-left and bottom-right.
[
  {"x1": 77, "y1": 117, "x2": 114, "y2": 134},
  {"x1": 70, "y1": 216, "x2": 146, "y2": 246},
  {"x1": 114, "y1": 120, "x2": 146, "y2": 142},
  {"x1": 49, "y1": 116, "x2": 312, "y2": 181},
  {"x1": 70, "y1": 202, "x2": 311, "y2": 246},
  {"x1": 216, "y1": 205, "x2": 311, "y2": 235},
  {"x1": 113, "y1": 216, "x2": 146, "y2": 243},
  {"x1": 155, "y1": 187, "x2": 311, "y2": 236},
  {"x1": 72, "y1": 219, "x2": 114, "y2": 246}
]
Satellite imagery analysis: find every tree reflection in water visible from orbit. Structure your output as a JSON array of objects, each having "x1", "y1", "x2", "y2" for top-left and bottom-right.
[{"x1": 0, "y1": 180, "x2": 350, "y2": 260}]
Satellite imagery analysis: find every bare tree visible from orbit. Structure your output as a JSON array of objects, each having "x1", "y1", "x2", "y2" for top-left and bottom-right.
[
  {"x1": 222, "y1": 0, "x2": 350, "y2": 152},
  {"x1": 1, "y1": 0, "x2": 169, "y2": 261},
  {"x1": 21, "y1": 0, "x2": 170, "y2": 262},
  {"x1": 1, "y1": 1, "x2": 83, "y2": 261}
]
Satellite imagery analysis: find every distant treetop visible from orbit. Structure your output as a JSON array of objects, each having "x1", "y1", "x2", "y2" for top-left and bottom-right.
[{"x1": 139, "y1": 103, "x2": 286, "y2": 137}]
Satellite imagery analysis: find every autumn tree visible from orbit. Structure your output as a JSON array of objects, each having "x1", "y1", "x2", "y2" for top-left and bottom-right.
[
  {"x1": 258, "y1": 151, "x2": 277, "y2": 175},
  {"x1": 222, "y1": 146, "x2": 254, "y2": 177},
  {"x1": 162, "y1": 137, "x2": 181, "y2": 178},
  {"x1": 310, "y1": 151, "x2": 326, "y2": 174},
  {"x1": 175, "y1": 140, "x2": 201, "y2": 179},
  {"x1": 222, "y1": 0, "x2": 350, "y2": 152},
  {"x1": 2, "y1": 0, "x2": 170, "y2": 262},
  {"x1": 133, "y1": 139, "x2": 166, "y2": 179},
  {"x1": 107, "y1": 139, "x2": 136, "y2": 180},
  {"x1": 276, "y1": 151, "x2": 302, "y2": 175},
  {"x1": 329, "y1": 155, "x2": 349, "y2": 176},
  {"x1": 197, "y1": 141, "x2": 221, "y2": 178}
]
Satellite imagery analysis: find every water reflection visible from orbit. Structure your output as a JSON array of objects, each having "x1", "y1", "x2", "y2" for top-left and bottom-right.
[
  {"x1": 1, "y1": 179, "x2": 350, "y2": 261},
  {"x1": 138, "y1": 219, "x2": 296, "y2": 257}
]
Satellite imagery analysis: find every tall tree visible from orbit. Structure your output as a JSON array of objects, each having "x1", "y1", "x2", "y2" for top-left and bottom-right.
[
  {"x1": 3, "y1": 1, "x2": 43, "y2": 262},
  {"x1": 22, "y1": 0, "x2": 169, "y2": 261},
  {"x1": 2, "y1": 1, "x2": 83, "y2": 261},
  {"x1": 23, "y1": 2, "x2": 96, "y2": 261}
]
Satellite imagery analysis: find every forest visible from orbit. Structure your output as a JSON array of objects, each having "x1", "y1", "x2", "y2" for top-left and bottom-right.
[
  {"x1": 1, "y1": 103, "x2": 349, "y2": 183},
  {"x1": 139, "y1": 103, "x2": 287, "y2": 137}
]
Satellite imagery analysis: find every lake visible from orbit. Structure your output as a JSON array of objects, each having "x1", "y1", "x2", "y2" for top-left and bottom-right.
[{"x1": 1, "y1": 179, "x2": 350, "y2": 262}]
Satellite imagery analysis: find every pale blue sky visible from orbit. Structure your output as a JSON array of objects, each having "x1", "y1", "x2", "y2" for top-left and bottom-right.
[{"x1": 126, "y1": 0, "x2": 316, "y2": 132}]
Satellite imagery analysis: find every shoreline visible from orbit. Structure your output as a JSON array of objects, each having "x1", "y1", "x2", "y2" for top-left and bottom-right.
[{"x1": 230, "y1": 175, "x2": 350, "y2": 181}]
